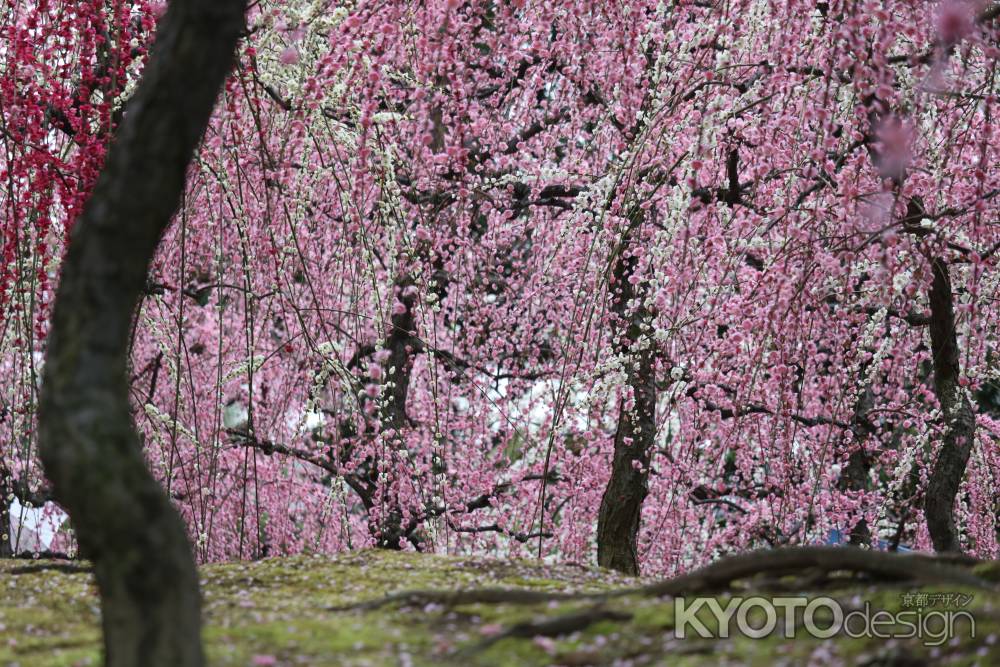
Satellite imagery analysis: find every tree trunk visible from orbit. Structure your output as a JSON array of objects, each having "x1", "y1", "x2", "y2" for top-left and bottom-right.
[
  {"x1": 36, "y1": 2, "x2": 245, "y2": 665},
  {"x1": 924, "y1": 258, "x2": 975, "y2": 553},
  {"x1": 0, "y1": 488, "x2": 11, "y2": 559},
  {"x1": 597, "y1": 237, "x2": 656, "y2": 575},
  {"x1": 837, "y1": 385, "x2": 875, "y2": 546}
]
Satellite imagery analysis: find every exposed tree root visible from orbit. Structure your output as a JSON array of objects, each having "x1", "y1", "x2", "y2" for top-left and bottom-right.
[
  {"x1": 333, "y1": 546, "x2": 995, "y2": 613},
  {"x1": 10, "y1": 562, "x2": 91, "y2": 575},
  {"x1": 633, "y1": 546, "x2": 991, "y2": 597},
  {"x1": 327, "y1": 587, "x2": 578, "y2": 612}
]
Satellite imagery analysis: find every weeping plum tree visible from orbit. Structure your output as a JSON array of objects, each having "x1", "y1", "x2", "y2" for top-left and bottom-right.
[
  {"x1": 35, "y1": 0, "x2": 245, "y2": 664},
  {"x1": 2, "y1": 0, "x2": 999, "y2": 579}
]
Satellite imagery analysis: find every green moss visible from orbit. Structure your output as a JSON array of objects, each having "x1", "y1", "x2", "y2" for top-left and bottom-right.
[
  {"x1": 1, "y1": 553, "x2": 998, "y2": 666},
  {"x1": 474, "y1": 637, "x2": 551, "y2": 667},
  {"x1": 973, "y1": 560, "x2": 1000, "y2": 583}
]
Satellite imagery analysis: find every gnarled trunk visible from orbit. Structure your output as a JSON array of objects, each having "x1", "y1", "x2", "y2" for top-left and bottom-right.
[
  {"x1": 597, "y1": 236, "x2": 656, "y2": 575},
  {"x1": 36, "y1": 1, "x2": 246, "y2": 665},
  {"x1": 924, "y1": 257, "x2": 975, "y2": 553}
]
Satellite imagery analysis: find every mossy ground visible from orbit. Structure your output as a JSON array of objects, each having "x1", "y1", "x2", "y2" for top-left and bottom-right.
[{"x1": 1, "y1": 550, "x2": 997, "y2": 666}]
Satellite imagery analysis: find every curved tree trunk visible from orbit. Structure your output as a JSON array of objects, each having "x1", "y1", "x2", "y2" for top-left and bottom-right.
[
  {"x1": 597, "y1": 233, "x2": 656, "y2": 575},
  {"x1": 36, "y1": 1, "x2": 245, "y2": 665},
  {"x1": 924, "y1": 257, "x2": 976, "y2": 553}
]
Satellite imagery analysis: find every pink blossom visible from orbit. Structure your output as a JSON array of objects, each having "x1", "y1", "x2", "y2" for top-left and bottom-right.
[
  {"x1": 279, "y1": 46, "x2": 299, "y2": 65},
  {"x1": 935, "y1": 0, "x2": 976, "y2": 45},
  {"x1": 874, "y1": 116, "x2": 913, "y2": 180},
  {"x1": 3, "y1": 0, "x2": 998, "y2": 576}
]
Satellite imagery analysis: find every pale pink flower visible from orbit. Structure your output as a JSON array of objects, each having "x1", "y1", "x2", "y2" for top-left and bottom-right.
[
  {"x1": 935, "y1": 0, "x2": 976, "y2": 46},
  {"x1": 874, "y1": 116, "x2": 913, "y2": 180},
  {"x1": 279, "y1": 46, "x2": 299, "y2": 66}
]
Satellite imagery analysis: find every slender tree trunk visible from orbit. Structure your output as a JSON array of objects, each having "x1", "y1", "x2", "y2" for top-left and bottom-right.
[
  {"x1": 0, "y1": 483, "x2": 11, "y2": 558},
  {"x1": 336, "y1": 275, "x2": 420, "y2": 550},
  {"x1": 924, "y1": 257, "x2": 975, "y2": 553},
  {"x1": 597, "y1": 236, "x2": 656, "y2": 575},
  {"x1": 376, "y1": 275, "x2": 419, "y2": 549},
  {"x1": 36, "y1": 2, "x2": 245, "y2": 665},
  {"x1": 837, "y1": 385, "x2": 874, "y2": 546},
  {"x1": 382, "y1": 276, "x2": 418, "y2": 434}
]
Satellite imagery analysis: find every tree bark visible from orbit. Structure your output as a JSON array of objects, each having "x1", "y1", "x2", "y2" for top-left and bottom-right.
[
  {"x1": 0, "y1": 492, "x2": 10, "y2": 559},
  {"x1": 375, "y1": 275, "x2": 419, "y2": 549},
  {"x1": 36, "y1": 1, "x2": 245, "y2": 665},
  {"x1": 597, "y1": 235, "x2": 656, "y2": 575},
  {"x1": 924, "y1": 258, "x2": 976, "y2": 553},
  {"x1": 837, "y1": 384, "x2": 875, "y2": 546}
]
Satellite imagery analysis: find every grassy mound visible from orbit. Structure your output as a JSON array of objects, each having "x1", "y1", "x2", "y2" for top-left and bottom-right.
[{"x1": 1, "y1": 550, "x2": 997, "y2": 666}]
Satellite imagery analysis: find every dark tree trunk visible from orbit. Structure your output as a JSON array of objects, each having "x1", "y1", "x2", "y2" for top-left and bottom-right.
[
  {"x1": 0, "y1": 488, "x2": 10, "y2": 559},
  {"x1": 375, "y1": 275, "x2": 419, "y2": 549},
  {"x1": 337, "y1": 275, "x2": 420, "y2": 550},
  {"x1": 382, "y1": 276, "x2": 419, "y2": 434},
  {"x1": 839, "y1": 449, "x2": 873, "y2": 545},
  {"x1": 837, "y1": 385, "x2": 875, "y2": 546},
  {"x1": 36, "y1": 2, "x2": 245, "y2": 665},
  {"x1": 597, "y1": 236, "x2": 656, "y2": 575},
  {"x1": 924, "y1": 258, "x2": 976, "y2": 553}
]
